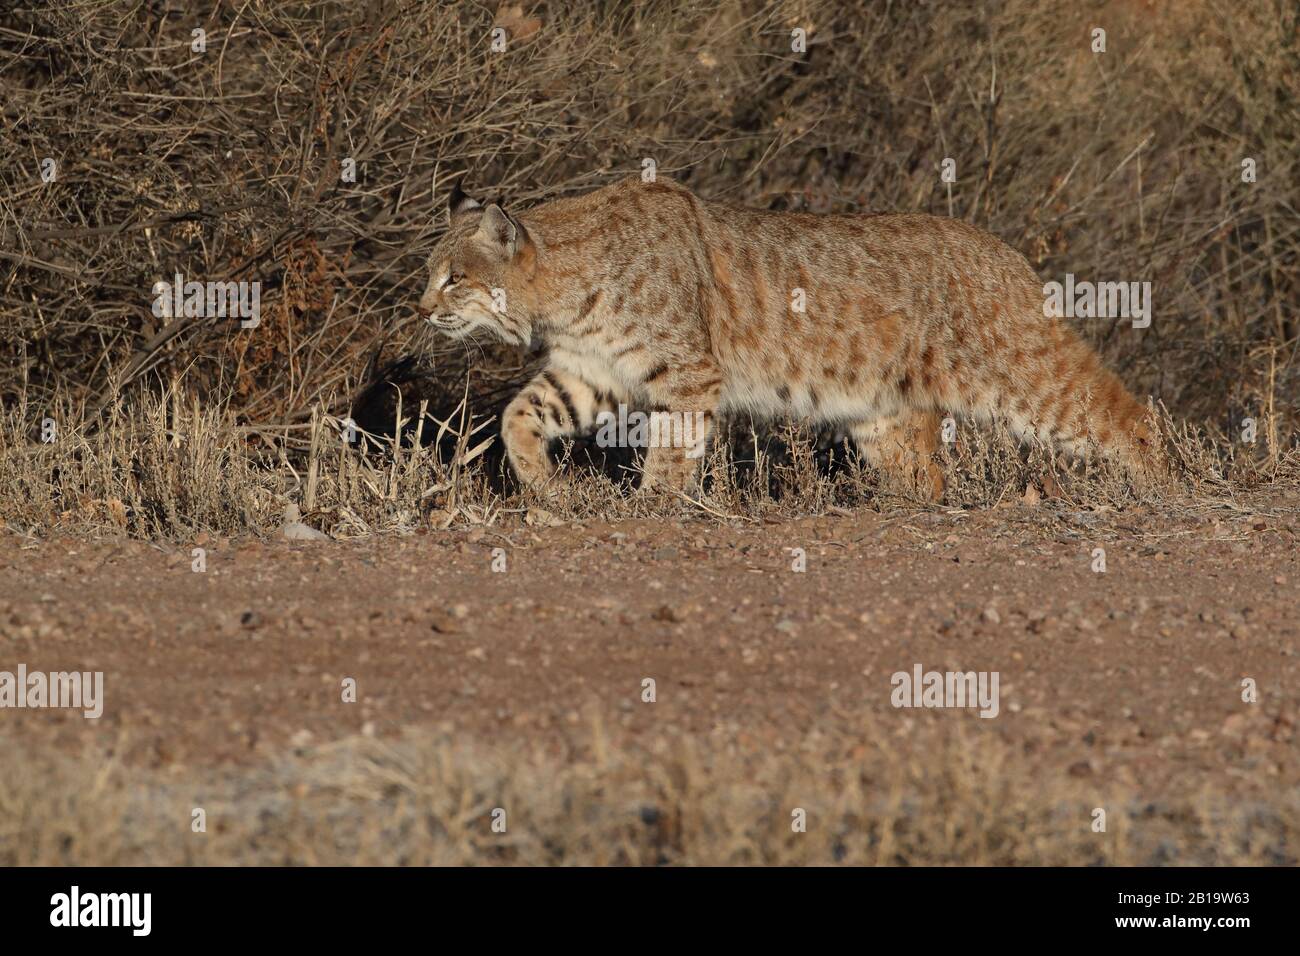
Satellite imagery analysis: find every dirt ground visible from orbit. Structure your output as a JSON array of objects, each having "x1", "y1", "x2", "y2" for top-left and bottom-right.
[{"x1": 3, "y1": 489, "x2": 1296, "y2": 797}]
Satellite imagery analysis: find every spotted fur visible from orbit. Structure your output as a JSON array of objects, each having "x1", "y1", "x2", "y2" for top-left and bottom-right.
[{"x1": 418, "y1": 177, "x2": 1159, "y2": 498}]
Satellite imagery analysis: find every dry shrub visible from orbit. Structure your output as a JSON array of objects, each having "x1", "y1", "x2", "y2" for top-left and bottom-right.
[{"x1": 1, "y1": 0, "x2": 1296, "y2": 461}]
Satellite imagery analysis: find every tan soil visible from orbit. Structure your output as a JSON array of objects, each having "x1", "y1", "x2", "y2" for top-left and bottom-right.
[{"x1": 2, "y1": 492, "x2": 1296, "y2": 802}]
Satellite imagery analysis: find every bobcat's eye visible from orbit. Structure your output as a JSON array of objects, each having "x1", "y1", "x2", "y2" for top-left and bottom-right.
[{"x1": 443, "y1": 272, "x2": 464, "y2": 289}]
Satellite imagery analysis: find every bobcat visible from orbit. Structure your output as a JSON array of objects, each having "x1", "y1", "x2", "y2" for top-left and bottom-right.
[{"x1": 418, "y1": 177, "x2": 1160, "y2": 499}]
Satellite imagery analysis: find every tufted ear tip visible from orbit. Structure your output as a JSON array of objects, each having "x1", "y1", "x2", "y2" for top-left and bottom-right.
[{"x1": 447, "y1": 181, "x2": 481, "y2": 222}]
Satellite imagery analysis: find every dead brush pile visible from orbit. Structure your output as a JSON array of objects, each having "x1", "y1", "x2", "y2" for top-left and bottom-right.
[{"x1": 1, "y1": 0, "x2": 1297, "y2": 535}]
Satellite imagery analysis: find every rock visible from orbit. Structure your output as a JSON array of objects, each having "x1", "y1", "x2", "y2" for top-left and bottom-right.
[
  {"x1": 525, "y1": 507, "x2": 563, "y2": 527},
  {"x1": 429, "y1": 611, "x2": 462, "y2": 634},
  {"x1": 281, "y1": 503, "x2": 329, "y2": 541}
]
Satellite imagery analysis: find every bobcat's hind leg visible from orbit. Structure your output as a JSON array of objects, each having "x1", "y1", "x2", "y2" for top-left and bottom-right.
[
  {"x1": 850, "y1": 409, "x2": 946, "y2": 502},
  {"x1": 502, "y1": 368, "x2": 620, "y2": 492}
]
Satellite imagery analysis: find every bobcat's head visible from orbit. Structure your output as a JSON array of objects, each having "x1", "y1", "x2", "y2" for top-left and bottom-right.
[{"x1": 419, "y1": 184, "x2": 535, "y2": 346}]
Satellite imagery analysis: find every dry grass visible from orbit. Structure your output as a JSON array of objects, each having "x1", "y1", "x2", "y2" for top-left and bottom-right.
[
  {"x1": 3, "y1": 717, "x2": 1294, "y2": 866},
  {"x1": 2, "y1": 381, "x2": 1295, "y2": 539}
]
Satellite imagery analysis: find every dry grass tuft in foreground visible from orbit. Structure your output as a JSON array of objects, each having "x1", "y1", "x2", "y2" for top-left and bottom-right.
[
  {"x1": 2, "y1": 387, "x2": 1295, "y2": 540},
  {"x1": 2, "y1": 717, "x2": 1293, "y2": 866}
]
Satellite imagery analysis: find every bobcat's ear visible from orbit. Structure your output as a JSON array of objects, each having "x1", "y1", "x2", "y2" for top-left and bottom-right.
[
  {"x1": 447, "y1": 182, "x2": 481, "y2": 224},
  {"x1": 476, "y1": 203, "x2": 532, "y2": 262}
]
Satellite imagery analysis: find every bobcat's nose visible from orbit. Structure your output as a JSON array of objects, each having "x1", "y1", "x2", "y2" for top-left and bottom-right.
[{"x1": 417, "y1": 290, "x2": 439, "y2": 317}]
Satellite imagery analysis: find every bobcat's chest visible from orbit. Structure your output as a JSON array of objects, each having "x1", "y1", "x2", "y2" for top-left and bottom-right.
[{"x1": 547, "y1": 341, "x2": 641, "y2": 400}]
